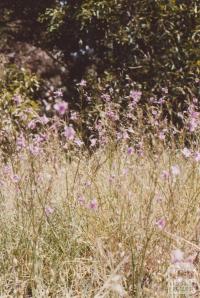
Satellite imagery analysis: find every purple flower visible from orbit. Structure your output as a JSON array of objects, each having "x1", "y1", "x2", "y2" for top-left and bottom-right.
[
  {"x1": 159, "y1": 131, "x2": 165, "y2": 140},
  {"x1": 63, "y1": 125, "x2": 76, "y2": 141},
  {"x1": 155, "y1": 218, "x2": 166, "y2": 230},
  {"x1": 106, "y1": 110, "x2": 119, "y2": 121},
  {"x1": 127, "y1": 147, "x2": 134, "y2": 155},
  {"x1": 158, "y1": 97, "x2": 165, "y2": 104},
  {"x1": 101, "y1": 93, "x2": 111, "y2": 102},
  {"x1": 193, "y1": 97, "x2": 198, "y2": 104},
  {"x1": 4, "y1": 165, "x2": 12, "y2": 175},
  {"x1": 36, "y1": 134, "x2": 47, "y2": 143},
  {"x1": 77, "y1": 196, "x2": 85, "y2": 205},
  {"x1": 189, "y1": 118, "x2": 199, "y2": 132},
  {"x1": 194, "y1": 151, "x2": 200, "y2": 162},
  {"x1": 13, "y1": 95, "x2": 22, "y2": 105},
  {"x1": 88, "y1": 199, "x2": 98, "y2": 210},
  {"x1": 70, "y1": 112, "x2": 79, "y2": 120},
  {"x1": 109, "y1": 174, "x2": 115, "y2": 183},
  {"x1": 39, "y1": 115, "x2": 49, "y2": 125},
  {"x1": 116, "y1": 132, "x2": 122, "y2": 140},
  {"x1": 155, "y1": 193, "x2": 164, "y2": 203},
  {"x1": 129, "y1": 90, "x2": 142, "y2": 105},
  {"x1": 171, "y1": 249, "x2": 184, "y2": 264},
  {"x1": 161, "y1": 170, "x2": 170, "y2": 180},
  {"x1": 45, "y1": 206, "x2": 54, "y2": 216},
  {"x1": 78, "y1": 79, "x2": 87, "y2": 87},
  {"x1": 12, "y1": 174, "x2": 20, "y2": 183},
  {"x1": 54, "y1": 89, "x2": 63, "y2": 98},
  {"x1": 29, "y1": 144, "x2": 41, "y2": 156},
  {"x1": 187, "y1": 104, "x2": 200, "y2": 132},
  {"x1": 152, "y1": 109, "x2": 158, "y2": 116},
  {"x1": 16, "y1": 134, "x2": 26, "y2": 151},
  {"x1": 54, "y1": 101, "x2": 68, "y2": 115},
  {"x1": 28, "y1": 120, "x2": 37, "y2": 130},
  {"x1": 84, "y1": 181, "x2": 91, "y2": 188},
  {"x1": 122, "y1": 131, "x2": 129, "y2": 140},
  {"x1": 74, "y1": 138, "x2": 84, "y2": 147},
  {"x1": 122, "y1": 168, "x2": 129, "y2": 175}
]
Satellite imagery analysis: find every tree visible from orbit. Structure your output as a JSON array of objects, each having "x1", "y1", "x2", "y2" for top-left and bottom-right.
[{"x1": 0, "y1": 0, "x2": 199, "y2": 105}]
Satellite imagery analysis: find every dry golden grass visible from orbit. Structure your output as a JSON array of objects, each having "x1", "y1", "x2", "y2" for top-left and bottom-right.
[{"x1": 0, "y1": 142, "x2": 200, "y2": 297}]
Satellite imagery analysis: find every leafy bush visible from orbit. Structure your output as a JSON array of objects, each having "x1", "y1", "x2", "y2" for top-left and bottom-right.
[
  {"x1": 0, "y1": 0, "x2": 199, "y2": 111},
  {"x1": 0, "y1": 65, "x2": 40, "y2": 156}
]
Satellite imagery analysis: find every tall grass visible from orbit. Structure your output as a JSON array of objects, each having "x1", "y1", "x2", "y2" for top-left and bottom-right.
[{"x1": 0, "y1": 138, "x2": 200, "y2": 297}]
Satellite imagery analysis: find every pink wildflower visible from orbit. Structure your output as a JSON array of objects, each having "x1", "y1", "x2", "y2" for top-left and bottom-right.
[
  {"x1": 122, "y1": 168, "x2": 129, "y2": 175},
  {"x1": 63, "y1": 125, "x2": 76, "y2": 141},
  {"x1": 159, "y1": 131, "x2": 165, "y2": 140},
  {"x1": 54, "y1": 89, "x2": 63, "y2": 98},
  {"x1": 127, "y1": 147, "x2": 134, "y2": 155},
  {"x1": 189, "y1": 118, "x2": 199, "y2": 132},
  {"x1": 152, "y1": 110, "x2": 157, "y2": 116},
  {"x1": 161, "y1": 170, "x2": 170, "y2": 180},
  {"x1": 12, "y1": 174, "x2": 20, "y2": 183},
  {"x1": 84, "y1": 181, "x2": 91, "y2": 188},
  {"x1": 34, "y1": 134, "x2": 46, "y2": 143},
  {"x1": 155, "y1": 218, "x2": 166, "y2": 230},
  {"x1": 158, "y1": 97, "x2": 165, "y2": 104},
  {"x1": 109, "y1": 174, "x2": 115, "y2": 183},
  {"x1": 45, "y1": 206, "x2": 54, "y2": 216},
  {"x1": 78, "y1": 79, "x2": 87, "y2": 87},
  {"x1": 129, "y1": 90, "x2": 142, "y2": 105},
  {"x1": 28, "y1": 120, "x2": 37, "y2": 130},
  {"x1": 155, "y1": 194, "x2": 164, "y2": 203},
  {"x1": 106, "y1": 110, "x2": 119, "y2": 121},
  {"x1": 54, "y1": 101, "x2": 68, "y2": 115},
  {"x1": 171, "y1": 249, "x2": 184, "y2": 264},
  {"x1": 188, "y1": 104, "x2": 199, "y2": 132},
  {"x1": 101, "y1": 93, "x2": 111, "y2": 102},
  {"x1": 122, "y1": 131, "x2": 129, "y2": 140},
  {"x1": 16, "y1": 134, "x2": 26, "y2": 151},
  {"x1": 116, "y1": 132, "x2": 122, "y2": 140},
  {"x1": 74, "y1": 138, "x2": 84, "y2": 147},
  {"x1": 77, "y1": 196, "x2": 85, "y2": 205},
  {"x1": 4, "y1": 165, "x2": 12, "y2": 175},
  {"x1": 39, "y1": 115, "x2": 49, "y2": 125},
  {"x1": 70, "y1": 112, "x2": 79, "y2": 120},
  {"x1": 88, "y1": 199, "x2": 98, "y2": 210},
  {"x1": 29, "y1": 144, "x2": 41, "y2": 156},
  {"x1": 13, "y1": 95, "x2": 22, "y2": 105},
  {"x1": 194, "y1": 151, "x2": 200, "y2": 162}
]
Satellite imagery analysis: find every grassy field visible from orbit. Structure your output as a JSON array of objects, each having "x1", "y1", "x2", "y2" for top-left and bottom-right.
[{"x1": 0, "y1": 140, "x2": 200, "y2": 297}]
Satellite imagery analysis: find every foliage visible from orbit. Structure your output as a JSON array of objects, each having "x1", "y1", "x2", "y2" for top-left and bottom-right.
[
  {"x1": 0, "y1": 65, "x2": 40, "y2": 156},
  {"x1": 0, "y1": 0, "x2": 199, "y2": 107}
]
